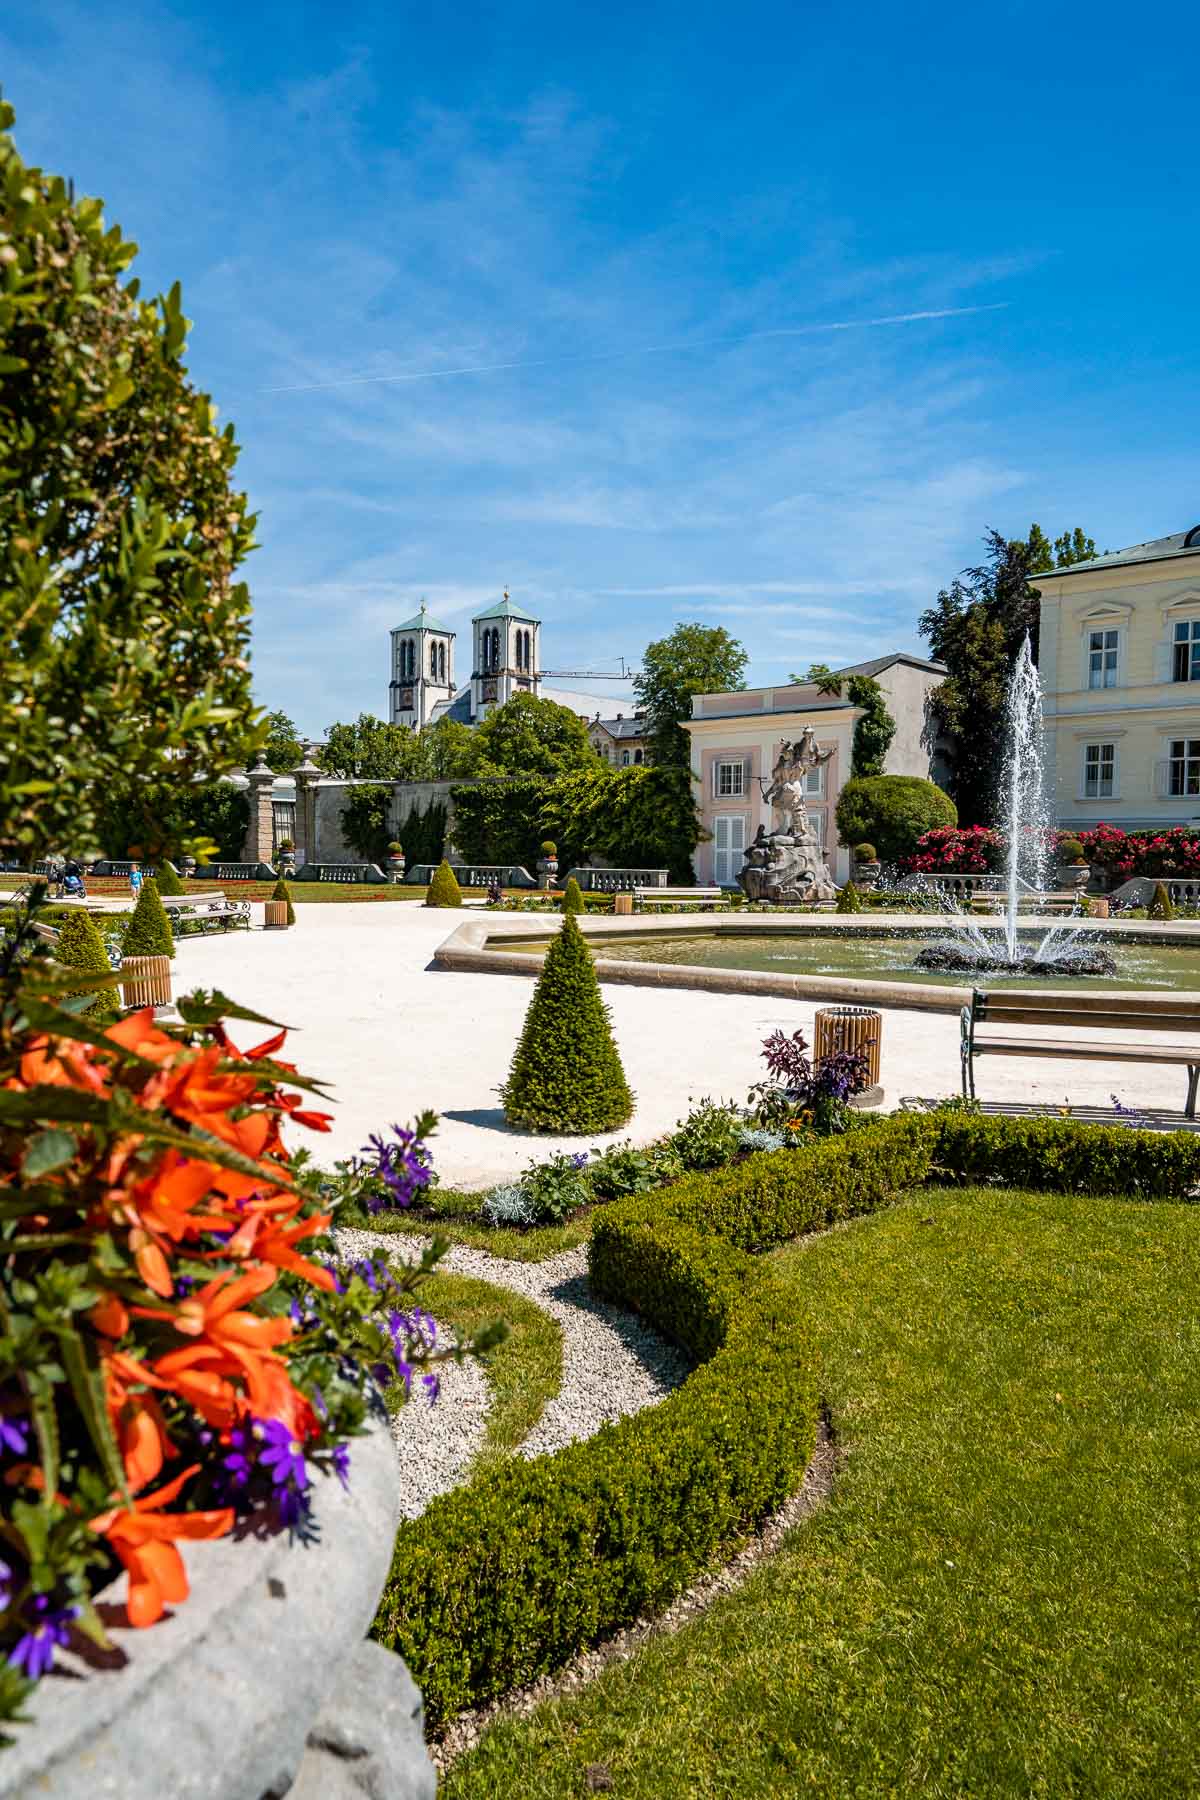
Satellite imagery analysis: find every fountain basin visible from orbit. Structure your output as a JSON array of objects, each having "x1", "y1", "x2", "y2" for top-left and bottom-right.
[{"x1": 912, "y1": 942, "x2": 1119, "y2": 979}]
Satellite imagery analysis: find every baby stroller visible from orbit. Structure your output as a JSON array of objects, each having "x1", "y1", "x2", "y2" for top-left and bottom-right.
[{"x1": 61, "y1": 872, "x2": 86, "y2": 899}]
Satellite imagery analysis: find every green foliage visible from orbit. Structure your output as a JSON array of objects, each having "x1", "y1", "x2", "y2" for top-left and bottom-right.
[
  {"x1": 586, "y1": 1139, "x2": 660, "y2": 1199},
  {"x1": 853, "y1": 842, "x2": 877, "y2": 862},
  {"x1": 634, "y1": 623, "x2": 749, "y2": 770},
  {"x1": 122, "y1": 877, "x2": 175, "y2": 958},
  {"x1": 154, "y1": 859, "x2": 186, "y2": 896},
  {"x1": 561, "y1": 875, "x2": 584, "y2": 913},
  {"x1": 920, "y1": 525, "x2": 1094, "y2": 823},
  {"x1": 501, "y1": 914, "x2": 632, "y2": 1132},
  {"x1": 256, "y1": 709, "x2": 303, "y2": 772},
  {"x1": 1057, "y1": 836, "x2": 1086, "y2": 864},
  {"x1": 396, "y1": 798, "x2": 446, "y2": 867},
  {"x1": 925, "y1": 1109, "x2": 1200, "y2": 1200},
  {"x1": 53, "y1": 910, "x2": 119, "y2": 1019},
  {"x1": 101, "y1": 777, "x2": 249, "y2": 863},
  {"x1": 836, "y1": 880, "x2": 863, "y2": 913},
  {"x1": 519, "y1": 1152, "x2": 592, "y2": 1223},
  {"x1": 845, "y1": 674, "x2": 896, "y2": 777},
  {"x1": 835, "y1": 775, "x2": 957, "y2": 865},
  {"x1": 425, "y1": 859, "x2": 463, "y2": 908},
  {"x1": 319, "y1": 713, "x2": 420, "y2": 780},
  {"x1": 271, "y1": 877, "x2": 296, "y2": 925},
  {"x1": 1148, "y1": 881, "x2": 1175, "y2": 921},
  {"x1": 474, "y1": 693, "x2": 596, "y2": 779},
  {"x1": 451, "y1": 765, "x2": 701, "y2": 882},
  {"x1": 0, "y1": 101, "x2": 258, "y2": 861},
  {"x1": 668, "y1": 1097, "x2": 744, "y2": 1171},
  {"x1": 338, "y1": 783, "x2": 393, "y2": 865}
]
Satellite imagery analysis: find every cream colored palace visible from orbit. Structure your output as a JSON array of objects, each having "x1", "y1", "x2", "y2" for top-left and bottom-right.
[
  {"x1": 1035, "y1": 526, "x2": 1200, "y2": 832},
  {"x1": 682, "y1": 654, "x2": 946, "y2": 887}
]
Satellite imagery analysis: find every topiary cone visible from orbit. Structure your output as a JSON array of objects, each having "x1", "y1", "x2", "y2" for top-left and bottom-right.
[
  {"x1": 54, "y1": 910, "x2": 119, "y2": 1020},
  {"x1": 562, "y1": 876, "x2": 584, "y2": 915},
  {"x1": 155, "y1": 859, "x2": 186, "y2": 896},
  {"x1": 1148, "y1": 881, "x2": 1175, "y2": 922},
  {"x1": 501, "y1": 912, "x2": 633, "y2": 1133},
  {"x1": 836, "y1": 880, "x2": 863, "y2": 914},
  {"x1": 123, "y1": 877, "x2": 175, "y2": 958},
  {"x1": 271, "y1": 877, "x2": 296, "y2": 925},
  {"x1": 425, "y1": 860, "x2": 463, "y2": 908}
]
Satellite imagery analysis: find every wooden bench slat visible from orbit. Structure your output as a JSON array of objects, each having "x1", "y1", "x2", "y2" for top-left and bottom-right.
[
  {"x1": 972, "y1": 1036, "x2": 1200, "y2": 1063},
  {"x1": 974, "y1": 1007, "x2": 1200, "y2": 1033}
]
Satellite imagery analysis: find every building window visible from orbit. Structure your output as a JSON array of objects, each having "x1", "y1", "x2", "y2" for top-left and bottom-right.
[
  {"x1": 1169, "y1": 739, "x2": 1200, "y2": 797},
  {"x1": 633, "y1": 748, "x2": 643, "y2": 765},
  {"x1": 621, "y1": 749, "x2": 630, "y2": 766},
  {"x1": 1174, "y1": 622, "x2": 1200, "y2": 683},
  {"x1": 272, "y1": 801, "x2": 296, "y2": 852},
  {"x1": 804, "y1": 764, "x2": 825, "y2": 798},
  {"x1": 715, "y1": 759, "x2": 745, "y2": 797},
  {"x1": 1083, "y1": 742, "x2": 1115, "y2": 798},
  {"x1": 713, "y1": 814, "x2": 746, "y2": 885},
  {"x1": 1088, "y1": 628, "x2": 1119, "y2": 689}
]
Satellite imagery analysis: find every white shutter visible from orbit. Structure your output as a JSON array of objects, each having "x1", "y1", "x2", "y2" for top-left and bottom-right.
[
  {"x1": 713, "y1": 815, "x2": 729, "y2": 884},
  {"x1": 742, "y1": 756, "x2": 753, "y2": 797},
  {"x1": 1154, "y1": 640, "x2": 1172, "y2": 684}
]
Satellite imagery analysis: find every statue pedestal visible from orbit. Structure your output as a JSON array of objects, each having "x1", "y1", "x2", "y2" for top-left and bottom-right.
[{"x1": 738, "y1": 830, "x2": 836, "y2": 905}]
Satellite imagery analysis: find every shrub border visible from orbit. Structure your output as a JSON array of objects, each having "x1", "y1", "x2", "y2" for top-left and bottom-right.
[{"x1": 371, "y1": 1111, "x2": 1200, "y2": 1729}]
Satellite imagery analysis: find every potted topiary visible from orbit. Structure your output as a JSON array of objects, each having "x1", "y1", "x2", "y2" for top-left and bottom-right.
[
  {"x1": 387, "y1": 840, "x2": 406, "y2": 884},
  {"x1": 1056, "y1": 836, "x2": 1090, "y2": 892},
  {"x1": 276, "y1": 836, "x2": 296, "y2": 876},
  {"x1": 538, "y1": 839, "x2": 559, "y2": 892},
  {"x1": 851, "y1": 841, "x2": 881, "y2": 888}
]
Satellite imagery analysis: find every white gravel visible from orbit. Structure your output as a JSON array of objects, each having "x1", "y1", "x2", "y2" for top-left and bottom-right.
[{"x1": 336, "y1": 1227, "x2": 689, "y2": 1511}]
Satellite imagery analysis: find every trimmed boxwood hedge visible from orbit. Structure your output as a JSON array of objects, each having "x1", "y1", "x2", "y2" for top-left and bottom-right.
[{"x1": 371, "y1": 1109, "x2": 1200, "y2": 1732}]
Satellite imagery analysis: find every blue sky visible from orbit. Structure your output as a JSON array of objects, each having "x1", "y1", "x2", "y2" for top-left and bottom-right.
[{"x1": 4, "y1": 1, "x2": 1197, "y2": 735}]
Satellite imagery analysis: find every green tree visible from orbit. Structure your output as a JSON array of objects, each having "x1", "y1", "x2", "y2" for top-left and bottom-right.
[
  {"x1": 54, "y1": 911, "x2": 119, "y2": 1020},
  {"x1": 634, "y1": 624, "x2": 748, "y2": 770},
  {"x1": 425, "y1": 860, "x2": 463, "y2": 908},
  {"x1": 835, "y1": 776, "x2": 957, "y2": 866},
  {"x1": 154, "y1": 859, "x2": 186, "y2": 896},
  {"x1": 500, "y1": 913, "x2": 633, "y2": 1132},
  {"x1": 0, "y1": 100, "x2": 257, "y2": 862},
  {"x1": 473, "y1": 693, "x2": 597, "y2": 779},
  {"x1": 270, "y1": 877, "x2": 296, "y2": 924},
  {"x1": 338, "y1": 784, "x2": 393, "y2": 865},
  {"x1": 919, "y1": 523, "x2": 1095, "y2": 823},
  {"x1": 319, "y1": 714, "x2": 420, "y2": 780},
  {"x1": 791, "y1": 666, "x2": 895, "y2": 778},
  {"x1": 257, "y1": 710, "x2": 304, "y2": 772},
  {"x1": 561, "y1": 876, "x2": 584, "y2": 914},
  {"x1": 123, "y1": 878, "x2": 175, "y2": 959},
  {"x1": 416, "y1": 717, "x2": 480, "y2": 780}
]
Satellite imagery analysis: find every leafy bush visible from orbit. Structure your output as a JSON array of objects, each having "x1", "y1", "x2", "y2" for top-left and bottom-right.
[
  {"x1": 853, "y1": 843, "x2": 877, "y2": 862},
  {"x1": 155, "y1": 860, "x2": 186, "y2": 896},
  {"x1": 669, "y1": 1097, "x2": 744, "y2": 1171},
  {"x1": 737, "y1": 1125, "x2": 788, "y2": 1153},
  {"x1": 541, "y1": 840, "x2": 558, "y2": 857},
  {"x1": 501, "y1": 914, "x2": 633, "y2": 1132},
  {"x1": 1148, "y1": 881, "x2": 1175, "y2": 921},
  {"x1": 561, "y1": 875, "x2": 584, "y2": 914},
  {"x1": 339, "y1": 783, "x2": 394, "y2": 866},
  {"x1": 396, "y1": 799, "x2": 446, "y2": 868},
  {"x1": 451, "y1": 765, "x2": 701, "y2": 882},
  {"x1": 122, "y1": 877, "x2": 175, "y2": 959},
  {"x1": 836, "y1": 881, "x2": 863, "y2": 913},
  {"x1": 1078, "y1": 824, "x2": 1200, "y2": 880},
  {"x1": 588, "y1": 1139, "x2": 659, "y2": 1199},
  {"x1": 481, "y1": 1184, "x2": 539, "y2": 1228},
  {"x1": 901, "y1": 823, "x2": 1001, "y2": 874},
  {"x1": 271, "y1": 877, "x2": 296, "y2": 925},
  {"x1": 54, "y1": 910, "x2": 119, "y2": 1020},
  {"x1": 520, "y1": 1151, "x2": 592, "y2": 1222},
  {"x1": 1058, "y1": 836, "x2": 1086, "y2": 864},
  {"x1": 925, "y1": 1110, "x2": 1200, "y2": 1199},
  {"x1": 748, "y1": 1026, "x2": 872, "y2": 1136},
  {"x1": 836, "y1": 775, "x2": 957, "y2": 866},
  {"x1": 425, "y1": 860, "x2": 463, "y2": 908}
]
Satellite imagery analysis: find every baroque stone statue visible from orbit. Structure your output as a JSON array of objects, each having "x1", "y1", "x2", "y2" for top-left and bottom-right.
[{"x1": 738, "y1": 730, "x2": 838, "y2": 904}]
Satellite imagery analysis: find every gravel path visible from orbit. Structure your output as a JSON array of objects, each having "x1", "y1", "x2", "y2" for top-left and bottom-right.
[{"x1": 336, "y1": 1227, "x2": 690, "y2": 1509}]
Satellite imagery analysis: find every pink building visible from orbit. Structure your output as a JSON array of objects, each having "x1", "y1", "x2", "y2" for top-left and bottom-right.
[{"x1": 682, "y1": 654, "x2": 947, "y2": 886}]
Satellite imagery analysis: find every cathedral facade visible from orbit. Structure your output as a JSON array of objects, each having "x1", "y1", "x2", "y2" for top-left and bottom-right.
[{"x1": 389, "y1": 591, "x2": 544, "y2": 728}]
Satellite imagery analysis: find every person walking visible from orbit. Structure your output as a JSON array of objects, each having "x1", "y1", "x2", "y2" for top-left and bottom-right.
[{"x1": 129, "y1": 861, "x2": 143, "y2": 899}]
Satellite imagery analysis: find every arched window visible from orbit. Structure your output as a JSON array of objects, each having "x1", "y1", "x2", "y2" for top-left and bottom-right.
[
  {"x1": 438, "y1": 641, "x2": 446, "y2": 683},
  {"x1": 634, "y1": 748, "x2": 643, "y2": 764},
  {"x1": 491, "y1": 628, "x2": 501, "y2": 671},
  {"x1": 402, "y1": 639, "x2": 414, "y2": 681},
  {"x1": 429, "y1": 639, "x2": 437, "y2": 678}
]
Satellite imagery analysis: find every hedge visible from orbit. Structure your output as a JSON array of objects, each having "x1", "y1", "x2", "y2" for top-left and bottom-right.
[{"x1": 371, "y1": 1109, "x2": 1200, "y2": 1732}]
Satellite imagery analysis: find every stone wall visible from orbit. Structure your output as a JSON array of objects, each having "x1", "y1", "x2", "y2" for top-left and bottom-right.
[{"x1": 304, "y1": 779, "x2": 462, "y2": 866}]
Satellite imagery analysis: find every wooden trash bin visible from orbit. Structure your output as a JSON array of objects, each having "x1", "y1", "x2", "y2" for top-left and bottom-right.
[
  {"x1": 120, "y1": 954, "x2": 172, "y2": 1009},
  {"x1": 613, "y1": 892, "x2": 634, "y2": 916},
  {"x1": 263, "y1": 899, "x2": 290, "y2": 930},
  {"x1": 814, "y1": 1005, "x2": 882, "y2": 1094}
]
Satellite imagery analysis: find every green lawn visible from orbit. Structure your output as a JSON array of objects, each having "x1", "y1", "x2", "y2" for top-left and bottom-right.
[
  {"x1": 445, "y1": 1185, "x2": 1200, "y2": 1797},
  {"x1": 388, "y1": 1266, "x2": 562, "y2": 1479},
  {"x1": 346, "y1": 1190, "x2": 593, "y2": 1262}
]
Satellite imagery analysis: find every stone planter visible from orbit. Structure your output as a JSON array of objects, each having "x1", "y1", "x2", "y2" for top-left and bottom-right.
[
  {"x1": 277, "y1": 850, "x2": 296, "y2": 877},
  {"x1": 0, "y1": 1417, "x2": 434, "y2": 1800},
  {"x1": 851, "y1": 859, "x2": 882, "y2": 890},
  {"x1": 1057, "y1": 862, "x2": 1090, "y2": 892},
  {"x1": 180, "y1": 854, "x2": 197, "y2": 879},
  {"x1": 387, "y1": 851, "x2": 406, "y2": 885},
  {"x1": 537, "y1": 855, "x2": 559, "y2": 892}
]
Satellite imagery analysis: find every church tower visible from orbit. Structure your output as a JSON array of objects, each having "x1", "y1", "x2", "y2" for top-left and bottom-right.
[
  {"x1": 470, "y1": 590, "x2": 540, "y2": 720},
  {"x1": 388, "y1": 602, "x2": 455, "y2": 729}
]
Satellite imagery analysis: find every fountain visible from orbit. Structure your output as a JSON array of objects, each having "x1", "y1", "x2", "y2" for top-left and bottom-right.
[{"x1": 913, "y1": 636, "x2": 1117, "y2": 979}]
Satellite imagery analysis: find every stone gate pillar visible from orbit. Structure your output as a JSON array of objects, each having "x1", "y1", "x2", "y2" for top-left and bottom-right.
[
  {"x1": 244, "y1": 757, "x2": 276, "y2": 864},
  {"x1": 292, "y1": 755, "x2": 322, "y2": 867}
]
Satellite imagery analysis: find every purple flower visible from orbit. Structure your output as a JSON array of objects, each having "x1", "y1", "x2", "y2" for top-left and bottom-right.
[
  {"x1": 362, "y1": 1126, "x2": 433, "y2": 1212},
  {"x1": 570, "y1": 1152, "x2": 589, "y2": 1170},
  {"x1": 332, "y1": 1444, "x2": 351, "y2": 1490},
  {"x1": 222, "y1": 1426, "x2": 255, "y2": 1489},
  {"x1": 0, "y1": 1415, "x2": 29, "y2": 1458},
  {"x1": 259, "y1": 1419, "x2": 308, "y2": 1493},
  {"x1": 277, "y1": 1486, "x2": 308, "y2": 1527},
  {"x1": 8, "y1": 1597, "x2": 79, "y2": 1681},
  {"x1": 0, "y1": 1559, "x2": 12, "y2": 1610},
  {"x1": 421, "y1": 1371, "x2": 440, "y2": 1406}
]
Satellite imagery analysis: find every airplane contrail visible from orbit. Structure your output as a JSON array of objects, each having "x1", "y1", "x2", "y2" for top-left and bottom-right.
[{"x1": 260, "y1": 302, "x2": 1008, "y2": 395}]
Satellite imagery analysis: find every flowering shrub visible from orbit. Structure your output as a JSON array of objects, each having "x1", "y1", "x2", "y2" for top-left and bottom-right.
[
  {"x1": 748, "y1": 1028, "x2": 872, "y2": 1135},
  {"x1": 0, "y1": 898, "x2": 478, "y2": 1728},
  {"x1": 900, "y1": 825, "x2": 1001, "y2": 874},
  {"x1": 1077, "y1": 824, "x2": 1200, "y2": 880}
]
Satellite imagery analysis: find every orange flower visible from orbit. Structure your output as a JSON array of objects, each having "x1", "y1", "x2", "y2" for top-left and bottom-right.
[
  {"x1": 104, "y1": 1008, "x2": 183, "y2": 1066},
  {"x1": 91, "y1": 1465, "x2": 234, "y2": 1628},
  {"x1": 139, "y1": 1266, "x2": 307, "y2": 1430},
  {"x1": 103, "y1": 1351, "x2": 175, "y2": 1491},
  {"x1": 13, "y1": 1036, "x2": 109, "y2": 1095},
  {"x1": 223, "y1": 1208, "x2": 336, "y2": 1290}
]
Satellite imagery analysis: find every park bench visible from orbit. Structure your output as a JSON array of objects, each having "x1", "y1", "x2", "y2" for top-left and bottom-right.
[
  {"x1": 961, "y1": 988, "x2": 1200, "y2": 1117},
  {"x1": 633, "y1": 885, "x2": 727, "y2": 910},
  {"x1": 161, "y1": 891, "x2": 250, "y2": 933}
]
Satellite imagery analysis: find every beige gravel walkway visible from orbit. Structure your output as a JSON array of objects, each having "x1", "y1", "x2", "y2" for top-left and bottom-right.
[{"x1": 174, "y1": 904, "x2": 1194, "y2": 1188}]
